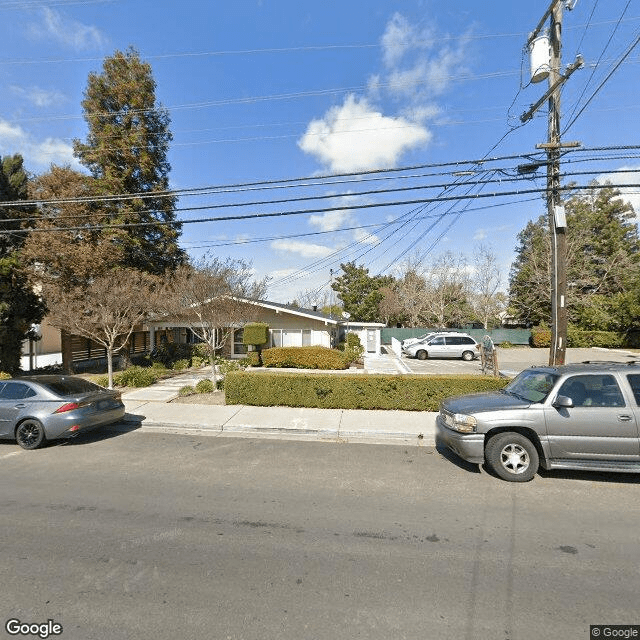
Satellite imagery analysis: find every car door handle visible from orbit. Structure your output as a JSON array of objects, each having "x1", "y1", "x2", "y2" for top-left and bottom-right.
[
  {"x1": 617, "y1": 414, "x2": 633, "y2": 422},
  {"x1": 14, "y1": 404, "x2": 26, "y2": 409}
]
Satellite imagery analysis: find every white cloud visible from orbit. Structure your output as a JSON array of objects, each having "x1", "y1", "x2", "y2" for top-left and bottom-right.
[
  {"x1": 11, "y1": 85, "x2": 67, "y2": 108},
  {"x1": 270, "y1": 239, "x2": 334, "y2": 258},
  {"x1": 379, "y1": 13, "x2": 467, "y2": 101},
  {"x1": 30, "y1": 7, "x2": 107, "y2": 50},
  {"x1": 0, "y1": 118, "x2": 77, "y2": 169},
  {"x1": 353, "y1": 228, "x2": 379, "y2": 245},
  {"x1": 473, "y1": 229, "x2": 487, "y2": 241},
  {"x1": 298, "y1": 94, "x2": 431, "y2": 173}
]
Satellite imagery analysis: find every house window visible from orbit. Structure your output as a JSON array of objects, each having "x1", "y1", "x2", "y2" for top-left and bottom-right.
[
  {"x1": 271, "y1": 329, "x2": 282, "y2": 348},
  {"x1": 282, "y1": 330, "x2": 302, "y2": 347},
  {"x1": 233, "y1": 329, "x2": 247, "y2": 355},
  {"x1": 270, "y1": 329, "x2": 306, "y2": 347}
]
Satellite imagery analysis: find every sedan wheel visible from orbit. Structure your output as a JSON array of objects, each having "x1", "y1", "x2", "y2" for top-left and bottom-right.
[
  {"x1": 16, "y1": 419, "x2": 46, "y2": 450},
  {"x1": 485, "y1": 432, "x2": 539, "y2": 482}
]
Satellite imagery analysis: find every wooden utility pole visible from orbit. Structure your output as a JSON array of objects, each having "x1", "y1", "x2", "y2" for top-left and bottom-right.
[{"x1": 521, "y1": 0, "x2": 582, "y2": 365}]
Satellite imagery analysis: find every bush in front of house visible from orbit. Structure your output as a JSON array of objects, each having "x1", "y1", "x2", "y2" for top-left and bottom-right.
[
  {"x1": 0, "y1": 371, "x2": 11, "y2": 380},
  {"x1": 116, "y1": 365, "x2": 159, "y2": 388},
  {"x1": 224, "y1": 372, "x2": 509, "y2": 411},
  {"x1": 171, "y1": 358, "x2": 191, "y2": 371},
  {"x1": 260, "y1": 346, "x2": 349, "y2": 370},
  {"x1": 179, "y1": 385, "x2": 195, "y2": 396},
  {"x1": 195, "y1": 379, "x2": 215, "y2": 394}
]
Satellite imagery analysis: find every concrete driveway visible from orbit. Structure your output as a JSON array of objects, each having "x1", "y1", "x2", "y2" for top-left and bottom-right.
[{"x1": 399, "y1": 346, "x2": 639, "y2": 376}]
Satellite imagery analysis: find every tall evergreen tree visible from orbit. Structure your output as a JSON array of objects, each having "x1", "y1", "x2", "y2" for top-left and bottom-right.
[
  {"x1": 0, "y1": 154, "x2": 46, "y2": 373},
  {"x1": 509, "y1": 185, "x2": 640, "y2": 331},
  {"x1": 74, "y1": 47, "x2": 185, "y2": 274},
  {"x1": 331, "y1": 262, "x2": 393, "y2": 322}
]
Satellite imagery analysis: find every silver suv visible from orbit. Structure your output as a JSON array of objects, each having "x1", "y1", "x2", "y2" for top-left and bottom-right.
[
  {"x1": 402, "y1": 332, "x2": 478, "y2": 361},
  {"x1": 436, "y1": 361, "x2": 640, "y2": 482}
]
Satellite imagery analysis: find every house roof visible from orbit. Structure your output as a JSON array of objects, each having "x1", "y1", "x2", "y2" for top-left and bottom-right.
[
  {"x1": 148, "y1": 297, "x2": 384, "y2": 328},
  {"x1": 247, "y1": 299, "x2": 340, "y2": 324}
]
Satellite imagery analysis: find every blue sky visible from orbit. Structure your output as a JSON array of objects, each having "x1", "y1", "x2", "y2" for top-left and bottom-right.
[{"x1": 1, "y1": 0, "x2": 639, "y2": 304}]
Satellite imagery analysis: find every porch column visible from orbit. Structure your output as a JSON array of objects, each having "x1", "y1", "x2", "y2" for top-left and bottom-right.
[{"x1": 149, "y1": 326, "x2": 156, "y2": 351}]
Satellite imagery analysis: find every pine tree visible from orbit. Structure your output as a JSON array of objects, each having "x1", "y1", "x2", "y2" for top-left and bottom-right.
[
  {"x1": 509, "y1": 185, "x2": 640, "y2": 331},
  {"x1": 74, "y1": 47, "x2": 185, "y2": 274}
]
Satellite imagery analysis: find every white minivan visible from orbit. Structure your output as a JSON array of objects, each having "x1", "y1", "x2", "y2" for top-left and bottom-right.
[{"x1": 402, "y1": 332, "x2": 478, "y2": 361}]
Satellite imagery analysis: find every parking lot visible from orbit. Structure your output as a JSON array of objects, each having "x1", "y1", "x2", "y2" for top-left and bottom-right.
[{"x1": 397, "y1": 346, "x2": 639, "y2": 376}]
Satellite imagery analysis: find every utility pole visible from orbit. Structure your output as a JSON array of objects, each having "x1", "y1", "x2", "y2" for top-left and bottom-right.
[{"x1": 521, "y1": 0, "x2": 582, "y2": 365}]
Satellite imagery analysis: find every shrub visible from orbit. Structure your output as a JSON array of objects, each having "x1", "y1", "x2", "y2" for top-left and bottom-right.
[
  {"x1": 191, "y1": 356, "x2": 206, "y2": 368},
  {"x1": 191, "y1": 343, "x2": 210, "y2": 360},
  {"x1": 172, "y1": 358, "x2": 191, "y2": 371},
  {"x1": 567, "y1": 327, "x2": 624, "y2": 348},
  {"x1": 0, "y1": 371, "x2": 11, "y2": 380},
  {"x1": 225, "y1": 372, "x2": 509, "y2": 411},
  {"x1": 195, "y1": 379, "x2": 215, "y2": 394},
  {"x1": 179, "y1": 385, "x2": 195, "y2": 396},
  {"x1": 93, "y1": 375, "x2": 109, "y2": 387},
  {"x1": 531, "y1": 326, "x2": 551, "y2": 348},
  {"x1": 499, "y1": 341, "x2": 515, "y2": 349},
  {"x1": 243, "y1": 323, "x2": 269, "y2": 346},
  {"x1": 117, "y1": 365, "x2": 158, "y2": 388},
  {"x1": 261, "y1": 346, "x2": 349, "y2": 370},
  {"x1": 532, "y1": 325, "x2": 625, "y2": 349}
]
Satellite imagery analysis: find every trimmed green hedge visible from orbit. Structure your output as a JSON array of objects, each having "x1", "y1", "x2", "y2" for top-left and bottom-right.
[
  {"x1": 260, "y1": 346, "x2": 349, "y2": 370},
  {"x1": 531, "y1": 325, "x2": 626, "y2": 348},
  {"x1": 225, "y1": 372, "x2": 509, "y2": 411}
]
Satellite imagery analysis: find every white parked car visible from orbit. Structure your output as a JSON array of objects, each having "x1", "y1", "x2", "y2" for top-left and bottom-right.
[{"x1": 402, "y1": 332, "x2": 479, "y2": 361}]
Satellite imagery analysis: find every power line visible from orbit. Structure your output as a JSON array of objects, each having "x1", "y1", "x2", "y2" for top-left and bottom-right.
[
  {"x1": 563, "y1": 31, "x2": 640, "y2": 135},
  {"x1": 8, "y1": 181, "x2": 639, "y2": 236}
]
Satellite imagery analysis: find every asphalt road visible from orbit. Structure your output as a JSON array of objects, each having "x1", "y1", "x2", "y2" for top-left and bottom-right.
[{"x1": 1, "y1": 429, "x2": 639, "y2": 640}]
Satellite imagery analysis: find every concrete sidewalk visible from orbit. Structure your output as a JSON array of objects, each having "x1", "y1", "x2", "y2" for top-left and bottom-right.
[
  {"x1": 119, "y1": 355, "x2": 436, "y2": 446},
  {"x1": 121, "y1": 398, "x2": 437, "y2": 446}
]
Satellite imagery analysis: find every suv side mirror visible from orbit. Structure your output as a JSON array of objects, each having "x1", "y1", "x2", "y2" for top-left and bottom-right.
[{"x1": 553, "y1": 395, "x2": 573, "y2": 408}]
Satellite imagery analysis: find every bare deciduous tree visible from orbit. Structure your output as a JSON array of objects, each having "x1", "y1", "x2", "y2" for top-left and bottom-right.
[
  {"x1": 166, "y1": 256, "x2": 267, "y2": 386},
  {"x1": 45, "y1": 269, "x2": 163, "y2": 388},
  {"x1": 470, "y1": 244, "x2": 506, "y2": 329}
]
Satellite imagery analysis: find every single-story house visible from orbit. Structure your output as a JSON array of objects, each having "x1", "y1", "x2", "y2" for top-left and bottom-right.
[
  {"x1": 21, "y1": 299, "x2": 384, "y2": 371},
  {"x1": 148, "y1": 299, "x2": 385, "y2": 358}
]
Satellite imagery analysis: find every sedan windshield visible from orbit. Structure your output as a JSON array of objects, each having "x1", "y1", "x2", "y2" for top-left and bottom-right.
[{"x1": 504, "y1": 370, "x2": 559, "y2": 403}]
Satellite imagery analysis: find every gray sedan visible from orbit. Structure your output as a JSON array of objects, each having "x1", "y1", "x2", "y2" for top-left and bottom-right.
[{"x1": 0, "y1": 375, "x2": 125, "y2": 449}]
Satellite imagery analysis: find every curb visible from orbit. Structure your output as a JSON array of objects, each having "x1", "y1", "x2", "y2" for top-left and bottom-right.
[{"x1": 117, "y1": 418, "x2": 435, "y2": 446}]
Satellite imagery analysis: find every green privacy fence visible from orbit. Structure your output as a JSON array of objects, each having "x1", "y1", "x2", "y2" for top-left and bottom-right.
[{"x1": 381, "y1": 327, "x2": 532, "y2": 345}]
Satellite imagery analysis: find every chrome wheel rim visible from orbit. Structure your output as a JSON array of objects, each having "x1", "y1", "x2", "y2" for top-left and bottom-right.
[{"x1": 499, "y1": 443, "x2": 529, "y2": 475}]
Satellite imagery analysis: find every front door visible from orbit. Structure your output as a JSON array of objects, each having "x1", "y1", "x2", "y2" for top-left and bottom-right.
[{"x1": 544, "y1": 374, "x2": 640, "y2": 460}]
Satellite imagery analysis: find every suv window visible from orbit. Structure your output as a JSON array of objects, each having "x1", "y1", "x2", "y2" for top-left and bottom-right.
[
  {"x1": 558, "y1": 374, "x2": 625, "y2": 407},
  {"x1": 626, "y1": 374, "x2": 640, "y2": 405},
  {"x1": 429, "y1": 337, "x2": 445, "y2": 346},
  {"x1": 445, "y1": 337, "x2": 462, "y2": 345},
  {"x1": 461, "y1": 337, "x2": 475, "y2": 344}
]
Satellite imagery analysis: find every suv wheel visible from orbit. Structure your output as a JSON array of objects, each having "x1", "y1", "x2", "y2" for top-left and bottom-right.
[
  {"x1": 461, "y1": 350, "x2": 474, "y2": 361},
  {"x1": 416, "y1": 350, "x2": 428, "y2": 360},
  {"x1": 485, "y1": 432, "x2": 539, "y2": 482}
]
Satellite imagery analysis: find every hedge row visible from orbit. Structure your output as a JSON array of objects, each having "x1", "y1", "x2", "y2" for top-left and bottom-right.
[
  {"x1": 530, "y1": 326, "x2": 627, "y2": 348},
  {"x1": 260, "y1": 346, "x2": 350, "y2": 370},
  {"x1": 225, "y1": 372, "x2": 509, "y2": 411}
]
